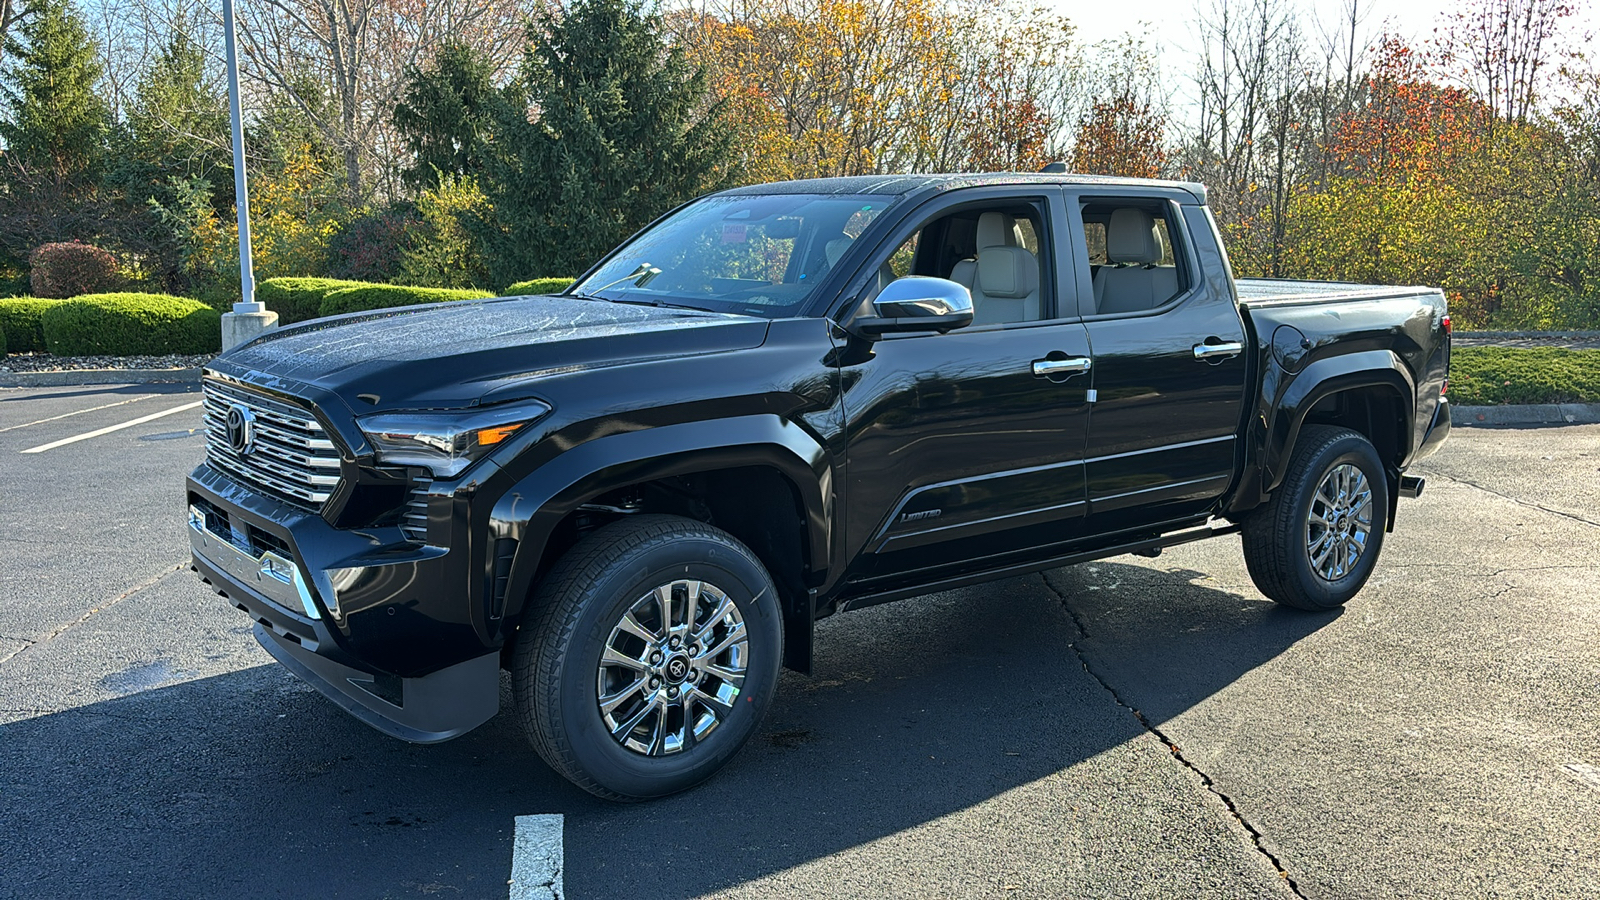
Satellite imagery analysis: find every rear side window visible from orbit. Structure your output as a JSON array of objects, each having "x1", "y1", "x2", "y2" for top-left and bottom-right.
[{"x1": 1079, "y1": 199, "x2": 1188, "y2": 315}]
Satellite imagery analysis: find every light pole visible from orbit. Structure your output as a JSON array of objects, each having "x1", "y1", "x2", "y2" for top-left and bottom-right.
[{"x1": 219, "y1": 0, "x2": 279, "y2": 350}]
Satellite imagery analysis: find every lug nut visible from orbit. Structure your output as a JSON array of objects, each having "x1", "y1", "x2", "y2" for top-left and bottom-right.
[
  {"x1": 688, "y1": 669, "x2": 699, "y2": 682},
  {"x1": 650, "y1": 651, "x2": 663, "y2": 665},
  {"x1": 667, "y1": 687, "x2": 679, "y2": 699},
  {"x1": 649, "y1": 677, "x2": 661, "y2": 689},
  {"x1": 669, "y1": 637, "x2": 681, "y2": 650}
]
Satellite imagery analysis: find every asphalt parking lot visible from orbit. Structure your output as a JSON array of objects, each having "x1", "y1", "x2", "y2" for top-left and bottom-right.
[{"x1": 1, "y1": 382, "x2": 1596, "y2": 899}]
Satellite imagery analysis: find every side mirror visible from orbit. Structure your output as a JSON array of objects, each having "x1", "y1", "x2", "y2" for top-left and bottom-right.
[{"x1": 851, "y1": 276, "x2": 974, "y2": 338}]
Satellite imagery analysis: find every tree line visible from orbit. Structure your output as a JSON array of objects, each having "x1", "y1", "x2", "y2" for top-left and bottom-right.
[{"x1": 0, "y1": 0, "x2": 1596, "y2": 328}]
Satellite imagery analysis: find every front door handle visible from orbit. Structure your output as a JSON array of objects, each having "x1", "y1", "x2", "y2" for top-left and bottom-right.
[
  {"x1": 1032, "y1": 357, "x2": 1092, "y2": 377},
  {"x1": 1192, "y1": 341, "x2": 1244, "y2": 361}
]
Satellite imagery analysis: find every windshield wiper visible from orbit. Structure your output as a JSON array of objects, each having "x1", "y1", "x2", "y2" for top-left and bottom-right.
[{"x1": 578, "y1": 263, "x2": 663, "y2": 299}]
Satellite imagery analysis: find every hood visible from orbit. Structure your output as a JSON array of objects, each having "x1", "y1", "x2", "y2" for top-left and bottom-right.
[{"x1": 212, "y1": 295, "x2": 770, "y2": 409}]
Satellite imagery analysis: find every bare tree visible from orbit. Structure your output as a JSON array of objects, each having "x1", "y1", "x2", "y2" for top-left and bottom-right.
[
  {"x1": 1436, "y1": 0, "x2": 1575, "y2": 123},
  {"x1": 235, "y1": 0, "x2": 527, "y2": 202}
]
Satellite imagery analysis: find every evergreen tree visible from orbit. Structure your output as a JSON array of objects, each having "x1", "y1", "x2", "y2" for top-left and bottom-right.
[
  {"x1": 110, "y1": 28, "x2": 231, "y2": 290},
  {"x1": 475, "y1": 0, "x2": 734, "y2": 284},
  {"x1": 0, "y1": 0, "x2": 108, "y2": 189},
  {"x1": 393, "y1": 41, "x2": 497, "y2": 194},
  {"x1": 121, "y1": 28, "x2": 230, "y2": 198}
]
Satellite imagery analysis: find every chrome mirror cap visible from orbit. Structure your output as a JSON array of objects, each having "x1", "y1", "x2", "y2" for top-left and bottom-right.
[{"x1": 854, "y1": 277, "x2": 975, "y2": 337}]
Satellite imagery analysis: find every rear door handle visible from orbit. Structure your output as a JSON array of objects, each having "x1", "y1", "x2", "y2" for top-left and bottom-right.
[
  {"x1": 1032, "y1": 357, "x2": 1091, "y2": 377},
  {"x1": 1192, "y1": 341, "x2": 1243, "y2": 361}
]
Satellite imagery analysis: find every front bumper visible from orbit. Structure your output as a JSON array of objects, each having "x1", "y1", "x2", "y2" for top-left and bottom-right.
[{"x1": 187, "y1": 463, "x2": 501, "y2": 743}]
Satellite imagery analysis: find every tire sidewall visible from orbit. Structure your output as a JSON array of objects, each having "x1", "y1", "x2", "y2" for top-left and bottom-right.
[
  {"x1": 1289, "y1": 436, "x2": 1389, "y2": 607},
  {"x1": 551, "y1": 534, "x2": 782, "y2": 799}
]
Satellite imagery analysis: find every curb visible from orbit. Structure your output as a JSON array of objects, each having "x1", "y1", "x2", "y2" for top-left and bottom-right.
[
  {"x1": 0, "y1": 367, "x2": 203, "y2": 388},
  {"x1": 1451, "y1": 403, "x2": 1600, "y2": 427}
]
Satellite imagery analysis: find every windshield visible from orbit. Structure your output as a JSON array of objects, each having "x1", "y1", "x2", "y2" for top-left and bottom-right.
[{"x1": 570, "y1": 193, "x2": 897, "y2": 317}]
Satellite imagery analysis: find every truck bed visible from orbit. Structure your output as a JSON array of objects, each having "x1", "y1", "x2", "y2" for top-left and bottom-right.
[{"x1": 1235, "y1": 277, "x2": 1441, "y2": 308}]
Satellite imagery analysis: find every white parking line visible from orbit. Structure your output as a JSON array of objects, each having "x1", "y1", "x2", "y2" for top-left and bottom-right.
[
  {"x1": 509, "y1": 814, "x2": 564, "y2": 900},
  {"x1": 19, "y1": 401, "x2": 203, "y2": 454},
  {"x1": 0, "y1": 394, "x2": 155, "y2": 433}
]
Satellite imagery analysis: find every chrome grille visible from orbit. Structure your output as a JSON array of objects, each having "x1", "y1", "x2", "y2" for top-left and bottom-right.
[
  {"x1": 203, "y1": 379, "x2": 342, "y2": 509},
  {"x1": 399, "y1": 476, "x2": 432, "y2": 543}
]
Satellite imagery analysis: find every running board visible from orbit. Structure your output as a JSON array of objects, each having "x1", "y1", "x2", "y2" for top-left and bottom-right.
[{"x1": 837, "y1": 520, "x2": 1243, "y2": 613}]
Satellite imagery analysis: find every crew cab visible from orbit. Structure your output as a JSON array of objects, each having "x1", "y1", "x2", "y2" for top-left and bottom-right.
[{"x1": 187, "y1": 173, "x2": 1451, "y2": 800}]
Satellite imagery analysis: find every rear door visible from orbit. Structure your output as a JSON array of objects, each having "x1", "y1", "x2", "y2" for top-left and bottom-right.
[
  {"x1": 1065, "y1": 190, "x2": 1250, "y2": 533},
  {"x1": 833, "y1": 188, "x2": 1095, "y2": 588}
]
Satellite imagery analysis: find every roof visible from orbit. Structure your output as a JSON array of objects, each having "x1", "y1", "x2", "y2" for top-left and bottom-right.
[{"x1": 716, "y1": 172, "x2": 1208, "y2": 204}]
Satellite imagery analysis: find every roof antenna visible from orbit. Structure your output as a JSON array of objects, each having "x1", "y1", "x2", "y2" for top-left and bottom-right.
[{"x1": 1039, "y1": 161, "x2": 1068, "y2": 174}]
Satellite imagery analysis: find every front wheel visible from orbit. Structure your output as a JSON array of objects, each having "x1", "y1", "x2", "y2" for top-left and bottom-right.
[
  {"x1": 1242, "y1": 425, "x2": 1389, "y2": 611},
  {"x1": 512, "y1": 515, "x2": 783, "y2": 801}
]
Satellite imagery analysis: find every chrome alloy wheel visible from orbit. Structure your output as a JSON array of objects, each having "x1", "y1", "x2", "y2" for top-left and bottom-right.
[
  {"x1": 1306, "y1": 463, "x2": 1374, "y2": 581},
  {"x1": 596, "y1": 579, "x2": 749, "y2": 756}
]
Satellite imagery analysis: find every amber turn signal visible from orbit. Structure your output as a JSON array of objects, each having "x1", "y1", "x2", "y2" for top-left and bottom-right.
[{"x1": 476, "y1": 424, "x2": 524, "y2": 446}]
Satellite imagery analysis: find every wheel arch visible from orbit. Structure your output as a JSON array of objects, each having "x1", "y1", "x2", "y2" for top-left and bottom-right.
[
  {"x1": 1263, "y1": 350, "x2": 1414, "y2": 527},
  {"x1": 488, "y1": 415, "x2": 831, "y2": 672}
]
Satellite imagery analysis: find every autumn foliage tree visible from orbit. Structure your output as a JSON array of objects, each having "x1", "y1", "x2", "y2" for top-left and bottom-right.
[{"x1": 1070, "y1": 93, "x2": 1168, "y2": 178}]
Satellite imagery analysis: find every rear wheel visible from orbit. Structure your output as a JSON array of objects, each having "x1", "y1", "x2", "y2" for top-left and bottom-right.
[
  {"x1": 512, "y1": 514, "x2": 783, "y2": 801},
  {"x1": 1242, "y1": 425, "x2": 1389, "y2": 611}
]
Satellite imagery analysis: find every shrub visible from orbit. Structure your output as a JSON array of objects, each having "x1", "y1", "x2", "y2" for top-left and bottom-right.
[
  {"x1": 329, "y1": 205, "x2": 418, "y2": 283},
  {"x1": 0, "y1": 297, "x2": 61, "y2": 352},
  {"x1": 41, "y1": 293, "x2": 221, "y2": 356},
  {"x1": 257, "y1": 277, "x2": 372, "y2": 324},
  {"x1": 29, "y1": 242, "x2": 121, "y2": 298},
  {"x1": 319, "y1": 284, "x2": 493, "y2": 317},
  {"x1": 399, "y1": 174, "x2": 491, "y2": 289},
  {"x1": 503, "y1": 277, "x2": 575, "y2": 296}
]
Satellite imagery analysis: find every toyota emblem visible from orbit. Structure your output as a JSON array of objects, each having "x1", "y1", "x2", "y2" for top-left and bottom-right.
[{"x1": 225, "y1": 405, "x2": 256, "y2": 455}]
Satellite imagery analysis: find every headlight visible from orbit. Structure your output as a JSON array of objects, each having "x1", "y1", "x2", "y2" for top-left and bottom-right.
[{"x1": 357, "y1": 399, "x2": 551, "y2": 477}]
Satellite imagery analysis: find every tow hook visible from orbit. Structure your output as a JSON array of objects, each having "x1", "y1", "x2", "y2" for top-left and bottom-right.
[{"x1": 1398, "y1": 476, "x2": 1425, "y2": 499}]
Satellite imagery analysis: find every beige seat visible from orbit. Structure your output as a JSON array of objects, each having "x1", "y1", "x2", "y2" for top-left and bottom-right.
[
  {"x1": 949, "y1": 212, "x2": 1023, "y2": 292},
  {"x1": 1093, "y1": 209, "x2": 1180, "y2": 314},
  {"x1": 950, "y1": 212, "x2": 1040, "y2": 325}
]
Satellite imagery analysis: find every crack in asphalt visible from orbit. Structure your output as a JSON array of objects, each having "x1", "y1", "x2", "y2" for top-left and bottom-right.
[
  {"x1": 1424, "y1": 471, "x2": 1600, "y2": 529},
  {"x1": 0, "y1": 562, "x2": 186, "y2": 668},
  {"x1": 1041, "y1": 574, "x2": 1309, "y2": 900}
]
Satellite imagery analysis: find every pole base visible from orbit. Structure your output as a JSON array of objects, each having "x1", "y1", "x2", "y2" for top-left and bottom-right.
[{"x1": 221, "y1": 310, "x2": 280, "y2": 351}]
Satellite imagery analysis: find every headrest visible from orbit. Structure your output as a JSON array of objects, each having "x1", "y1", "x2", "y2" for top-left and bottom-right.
[
  {"x1": 977, "y1": 246, "x2": 1039, "y2": 299},
  {"x1": 975, "y1": 212, "x2": 1021, "y2": 251},
  {"x1": 825, "y1": 236, "x2": 853, "y2": 268},
  {"x1": 1107, "y1": 208, "x2": 1162, "y2": 264}
]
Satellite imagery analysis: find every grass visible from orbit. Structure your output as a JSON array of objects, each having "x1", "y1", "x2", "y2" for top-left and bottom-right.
[{"x1": 1448, "y1": 347, "x2": 1600, "y2": 405}]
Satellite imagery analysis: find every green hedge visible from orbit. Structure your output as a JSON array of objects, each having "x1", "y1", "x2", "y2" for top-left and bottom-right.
[
  {"x1": 503, "y1": 277, "x2": 575, "y2": 296},
  {"x1": 257, "y1": 277, "x2": 372, "y2": 325},
  {"x1": 319, "y1": 284, "x2": 494, "y2": 317},
  {"x1": 1449, "y1": 347, "x2": 1600, "y2": 405},
  {"x1": 41, "y1": 293, "x2": 221, "y2": 356},
  {"x1": 0, "y1": 297, "x2": 61, "y2": 352}
]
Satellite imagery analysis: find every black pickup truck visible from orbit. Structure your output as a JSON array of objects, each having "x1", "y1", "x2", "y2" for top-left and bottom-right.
[{"x1": 187, "y1": 173, "x2": 1450, "y2": 800}]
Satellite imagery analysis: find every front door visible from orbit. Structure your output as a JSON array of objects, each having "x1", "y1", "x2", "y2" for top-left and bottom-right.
[{"x1": 833, "y1": 190, "x2": 1095, "y2": 590}]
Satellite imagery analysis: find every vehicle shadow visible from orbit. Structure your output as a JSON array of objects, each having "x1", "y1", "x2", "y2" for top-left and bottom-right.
[{"x1": 0, "y1": 563, "x2": 1332, "y2": 899}]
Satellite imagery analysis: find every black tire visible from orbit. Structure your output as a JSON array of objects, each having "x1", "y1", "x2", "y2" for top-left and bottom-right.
[
  {"x1": 1242, "y1": 425, "x2": 1389, "y2": 611},
  {"x1": 512, "y1": 514, "x2": 783, "y2": 801}
]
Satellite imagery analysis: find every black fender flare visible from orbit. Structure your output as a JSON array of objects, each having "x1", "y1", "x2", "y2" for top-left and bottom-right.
[
  {"x1": 1263, "y1": 349, "x2": 1415, "y2": 493},
  {"x1": 487, "y1": 414, "x2": 832, "y2": 626}
]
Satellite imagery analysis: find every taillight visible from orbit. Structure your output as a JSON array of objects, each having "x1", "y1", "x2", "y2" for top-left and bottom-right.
[
  {"x1": 1440, "y1": 315, "x2": 1452, "y2": 334},
  {"x1": 1441, "y1": 377, "x2": 1450, "y2": 395}
]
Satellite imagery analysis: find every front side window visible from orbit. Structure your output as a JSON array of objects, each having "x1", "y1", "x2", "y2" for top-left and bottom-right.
[{"x1": 571, "y1": 194, "x2": 896, "y2": 318}]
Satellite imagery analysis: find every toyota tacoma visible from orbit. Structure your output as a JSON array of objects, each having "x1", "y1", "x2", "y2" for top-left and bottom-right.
[{"x1": 187, "y1": 173, "x2": 1451, "y2": 800}]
